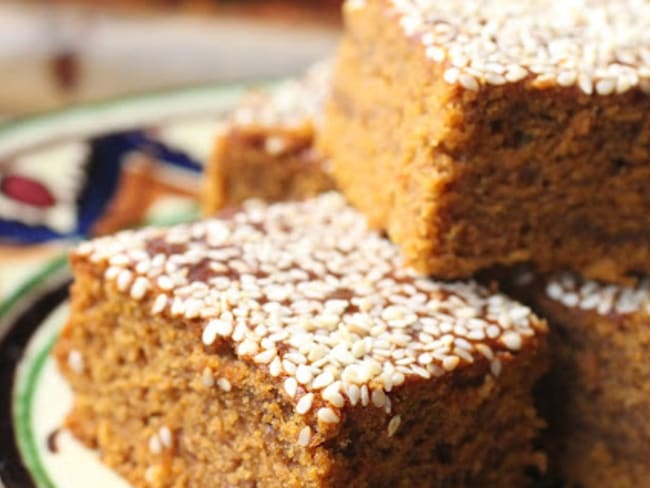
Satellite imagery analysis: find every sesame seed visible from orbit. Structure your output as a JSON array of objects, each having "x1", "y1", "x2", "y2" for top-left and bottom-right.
[
  {"x1": 387, "y1": 415, "x2": 402, "y2": 437},
  {"x1": 217, "y1": 378, "x2": 232, "y2": 392},
  {"x1": 284, "y1": 377, "x2": 298, "y2": 398},
  {"x1": 484, "y1": 72, "x2": 506, "y2": 86},
  {"x1": 317, "y1": 407, "x2": 340, "y2": 424},
  {"x1": 296, "y1": 393, "x2": 315, "y2": 414},
  {"x1": 595, "y1": 78, "x2": 616, "y2": 95},
  {"x1": 116, "y1": 269, "x2": 133, "y2": 292},
  {"x1": 130, "y1": 276, "x2": 150, "y2": 301},
  {"x1": 254, "y1": 348, "x2": 277, "y2": 364},
  {"x1": 151, "y1": 294, "x2": 168, "y2": 315},
  {"x1": 501, "y1": 332, "x2": 522, "y2": 351},
  {"x1": 157, "y1": 275, "x2": 174, "y2": 291},
  {"x1": 159, "y1": 426, "x2": 172, "y2": 448},
  {"x1": 371, "y1": 389, "x2": 387, "y2": 408},
  {"x1": 202, "y1": 321, "x2": 220, "y2": 346},
  {"x1": 104, "y1": 266, "x2": 121, "y2": 280},
  {"x1": 67, "y1": 350, "x2": 84, "y2": 373},
  {"x1": 201, "y1": 367, "x2": 214, "y2": 387},
  {"x1": 148, "y1": 434, "x2": 162, "y2": 455},
  {"x1": 443, "y1": 68, "x2": 460, "y2": 84},
  {"x1": 297, "y1": 426, "x2": 312, "y2": 446},
  {"x1": 474, "y1": 343, "x2": 494, "y2": 361},
  {"x1": 490, "y1": 359, "x2": 502, "y2": 377},
  {"x1": 442, "y1": 356, "x2": 460, "y2": 372},
  {"x1": 458, "y1": 73, "x2": 479, "y2": 91},
  {"x1": 346, "y1": 384, "x2": 360, "y2": 406},
  {"x1": 322, "y1": 382, "x2": 345, "y2": 408},
  {"x1": 556, "y1": 71, "x2": 577, "y2": 87},
  {"x1": 578, "y1": 74, "x2": 593, "y2": 95},
  {"x1": 312, "y1": 371, "x2": 335, "y2": 390},
  {"x1": 269, "y1": 357, "x2": 282, "y2": 377},
  {"x1": 361, "y1": 385, "x2": 370, "y2": 406},
  {"x1": 296, "y1": 364, "x2": 314, "y2": 385}
]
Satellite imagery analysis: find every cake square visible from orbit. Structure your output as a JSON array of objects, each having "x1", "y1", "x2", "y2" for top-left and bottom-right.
[
  {"x1": 55, "y1": 193, "x2": 547, "y2": 487},
  {"x1": 202, "y1": 62, "x2": 334, "y2": 215},
  {"x1": 320, "y1": 0, "x2": 650, "y2": 283},
  {"x1": 509, "y1": 271, "x2": 650, "y2": 487}
]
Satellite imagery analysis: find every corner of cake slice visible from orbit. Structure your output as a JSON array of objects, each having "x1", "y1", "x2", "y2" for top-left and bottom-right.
[{"x1": 202, "y1": 61, "x2": 335, "y2": 215}]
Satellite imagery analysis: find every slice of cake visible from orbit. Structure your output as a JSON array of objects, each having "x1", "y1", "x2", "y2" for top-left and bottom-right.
[
  {"x1": 320, "y1": 0, "x2": 650, "y2": 283},
  {"x1": 202, "y1": 62, "x2": 334, "y2": 215},
  {"x1": 509, "y1": 271, "x2": 650, "y2": 488},
  {"x1": 55, "y1": 193, "x2": 547, "y2": 487}
]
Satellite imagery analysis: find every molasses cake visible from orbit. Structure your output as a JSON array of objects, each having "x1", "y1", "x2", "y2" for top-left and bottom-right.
[
  {"x1": 509, "y1": 271, "x2": 650, "y2": 488},
  {"x1": 55, "y1": 193, "x2": 547, "y2": 487},
  {"x1": 203, "y1": 62, "x2": 334, "y2": 215},
  {"x1": 320, "y1": 0, "x2": 650, "y2": 283}
]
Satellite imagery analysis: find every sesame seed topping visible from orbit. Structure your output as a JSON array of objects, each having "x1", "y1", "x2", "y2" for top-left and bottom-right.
[
  {"x1": 231, "y1": 60, "x2": 330, "y2": 131},
  {"x1": 390, "y1": 0, "x2": 650, "y2": 94},
  {"x1": 75, "y1": 193, "x2": 545, "y2": 423},
  {"x1": 544, "y1": 272, "x2": 650, "y2": 316}
]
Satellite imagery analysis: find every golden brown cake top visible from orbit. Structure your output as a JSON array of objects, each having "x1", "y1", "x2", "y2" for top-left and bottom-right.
[
  {"x1": 356, "y1": 0, "x2": 650, "y2": 94},
  {"x1": 543, "y1": 272, "x2": 650, "y2": 315},
  {"x1": 231, "y1": 60, "x2": 330, "y2": 130},
  {"x1": 75, "y1": 193, "x2": 545, "y2": 431}
]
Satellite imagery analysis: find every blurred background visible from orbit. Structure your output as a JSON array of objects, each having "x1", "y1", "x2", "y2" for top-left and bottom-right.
[{"x1": 0, "y1": 0, "x2": 342, "y2": 118}]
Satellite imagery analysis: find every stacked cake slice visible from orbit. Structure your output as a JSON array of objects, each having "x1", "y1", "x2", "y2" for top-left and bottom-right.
[
  {"x1": 321, "y1": 0, "x2": 650, "y2": 284},
  {"x1": 56, "y1": 194, "x2": 547, "y2": 487}
]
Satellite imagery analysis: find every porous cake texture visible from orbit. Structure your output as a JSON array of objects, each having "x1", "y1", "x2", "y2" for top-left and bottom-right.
[
  {"x1": 511, "y1": 271, "x2": 650, "y2": 488},
  {"x1": 55, "y1": 193, "x2": 547, "y2": 487},
  {"x1": 321, "y1": 0, "x2": 650, "y2": 283},
  {"x1": 203, "y1": 62, "x2": 334, "y2": 215}
]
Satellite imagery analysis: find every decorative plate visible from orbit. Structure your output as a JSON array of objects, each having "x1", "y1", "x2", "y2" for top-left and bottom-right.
[{"x1": 0, "y1": 83, "x2": 249, "y2": 488}]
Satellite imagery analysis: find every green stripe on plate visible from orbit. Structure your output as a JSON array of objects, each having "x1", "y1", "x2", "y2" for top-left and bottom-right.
[{"x1": 13, "y1": 335, "x2": 59, "y2": 488}]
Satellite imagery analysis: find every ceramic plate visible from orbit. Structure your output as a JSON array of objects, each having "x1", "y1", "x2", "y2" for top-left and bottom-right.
[{"x1": 0, "y1": 83, "x2": 250, "y2": 487}]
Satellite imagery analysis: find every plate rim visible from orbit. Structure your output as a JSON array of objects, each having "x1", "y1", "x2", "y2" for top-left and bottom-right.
[{"x1": 0, "y1": 79, "x2": 278, "y2": 159}]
